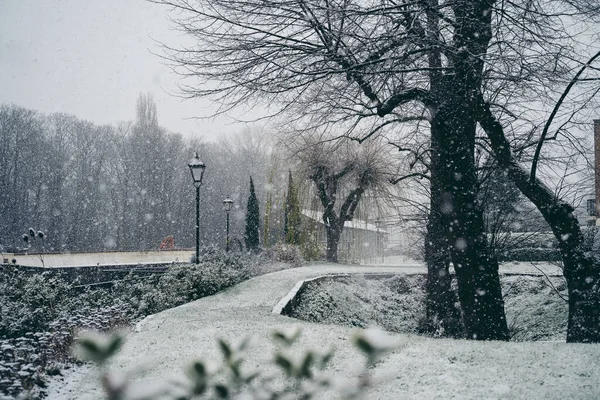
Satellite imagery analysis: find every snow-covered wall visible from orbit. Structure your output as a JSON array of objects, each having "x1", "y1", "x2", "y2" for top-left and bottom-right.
[{"x1": 2, "y1": 250, "x2": 193, "y2": 268}]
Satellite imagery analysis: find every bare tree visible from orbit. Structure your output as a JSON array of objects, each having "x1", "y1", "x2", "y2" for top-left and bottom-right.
[
  {"x1": 150, "y1": 0, "x2": 513, "y2": 340},
  {"x1": 283, "y1": 134, "x2": 395, "y2": 262}
]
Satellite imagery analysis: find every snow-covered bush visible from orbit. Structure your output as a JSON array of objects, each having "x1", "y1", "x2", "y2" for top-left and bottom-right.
[
  {"x1": 290, "y1": 274, "x2": 567, "y2": 342},
  {"x1": 501, "y1": 276, "x2": 568, "y2": 341},
  {"x1": 0, "y1": 249, "x2": 259, "y2": 398},
  {"x1": 291, "y1": 275, "x2": 430, "y2": 335},
  {"x1": 115, "y1": 259, "x2": 249, "y2": 315},
  {"x1": 300, "y1": 233, "x2": 325, "y2": 261},
  {"x1": 0, "y1": 267, "x2": 71, "y2": 338},
  {"x1": 0, "y1": 299, "x2": 135, "y2": 399},
  {"x1": 265, "y1": 243, "x2": 304, "y2": 267}
]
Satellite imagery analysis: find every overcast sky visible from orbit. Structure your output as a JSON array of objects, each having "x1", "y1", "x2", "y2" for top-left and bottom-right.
[{"x1": 0, "y1": 0, "x2": 255, "y2": 141}]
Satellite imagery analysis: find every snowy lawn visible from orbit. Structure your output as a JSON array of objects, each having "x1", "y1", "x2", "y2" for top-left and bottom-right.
[{"x1": 47, "y1": 264, "x2": 599, "y2": 400}]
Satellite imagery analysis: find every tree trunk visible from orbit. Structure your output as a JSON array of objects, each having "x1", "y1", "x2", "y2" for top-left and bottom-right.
[
  {"x1": 414, "y1": 0, "x2": 508, "y2": 340},
  {"x1": 477, "y1": 99, "x2": 600, "y2": 342},
  {"x1": 430, "y1": 98, "x2": 509, "y2": 340},
  {"x1": 325, "y1": 225, "x2": 340, "y2": 263},
  {"x1": 424, "y1": 217, "x2": 462, "y2": 336},
  {"x1": 424, "y1": 121, "x2": 463, "y2": 336}
]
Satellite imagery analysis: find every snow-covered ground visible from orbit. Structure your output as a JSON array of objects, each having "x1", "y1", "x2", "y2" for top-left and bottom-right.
[
  {"x1": 370, "y1": 256, "x2": 564, "y2": 276},
  {"x1": 47, "y1": 263, "x2": 596, "y2": 400}
]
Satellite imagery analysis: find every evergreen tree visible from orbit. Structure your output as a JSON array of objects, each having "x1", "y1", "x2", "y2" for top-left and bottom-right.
[
  {"x1": 284, "y1": 171, "x2": 301, "y2": 245},
  {"x1": 263, "y1": 192, "x2": 272, "y2": 248},
  {"x1": 245, "y1": 177, "x2": 260, "y2": 250},
  {"x1": 263, "y1": 166, "x2": 276, "y2": 248}
]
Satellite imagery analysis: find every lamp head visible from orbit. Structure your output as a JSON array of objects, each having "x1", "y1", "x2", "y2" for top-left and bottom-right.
[{"x1": 188, "y1": 152, "x2": 206, "y2": 188}]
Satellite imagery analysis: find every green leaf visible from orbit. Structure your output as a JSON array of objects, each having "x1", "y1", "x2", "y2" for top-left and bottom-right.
[
  {"x1": 353, "y1": 336, "x2": 375, "y2": 356},
  {"x1": 272, "y1": 331, "x2": 288, "y2": 344},
  {"x1": 274, "y1": 353, "x2": 293, "y2": 375},
  {"x1": 78, "y1": 338, "x2": 102, "y2": 356},
  {"x1": 319, "y1": 348, "x2": 334, "y2": 368},
  {"x1": 189, "y1": 361, "x2": 207, "y2": 395},
  {"x1": 244, "y1": 371, "x2": 259, "y2": 384},
  {"x1": 272, "y1": 328, "x2": 300, "y2": 347},
  {"x1": 229, "y1": 359, "x2": 242, "y2": 379},
  {"x1": 298, "y1": 352, "x2": 314, "y2": 378},
  {"x1": 75, "y1": 333, "x2": 124, "y2": 365},
  {"x1": 191, "y1": 361, "x2": 206, "y2": 378},
  {"x1": 105, "y1": 335, "x2": 123, "y2": 359},
  {"x1": 236, "y1": 337, "x2": 251, "y2": 352},
  {"x1": 215, "y1": 384, "x2": 229, "y2": 398},
  {"x1": 218, "y1": 339, "x2": 233, "y2": 361}
]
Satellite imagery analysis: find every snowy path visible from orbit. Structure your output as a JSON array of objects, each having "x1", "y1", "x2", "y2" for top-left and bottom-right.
[{"x1": 48, "y1": 264, "x2": 598, "y2": 400}]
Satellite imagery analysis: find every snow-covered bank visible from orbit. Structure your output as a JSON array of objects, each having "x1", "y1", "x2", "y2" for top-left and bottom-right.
[
  {"x1": 47, "y1": 264, "x2": 597, "y2": 400},
  {"x1": 288, "y1": 274, "x2": 568, "y2": 341}
]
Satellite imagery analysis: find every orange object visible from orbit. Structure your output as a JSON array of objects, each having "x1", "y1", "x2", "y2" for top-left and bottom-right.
[{"x1": 159, "y1": 235, "x2": 175, "y2": 249}]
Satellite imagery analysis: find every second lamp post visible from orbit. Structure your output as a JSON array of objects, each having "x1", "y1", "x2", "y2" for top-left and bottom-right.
[
  {"x1": 223, "y1": 196, "x2": 234, "y2": 252},
  {"x1": 188, "y1": 152, "x2": 206, "y2": 264}
]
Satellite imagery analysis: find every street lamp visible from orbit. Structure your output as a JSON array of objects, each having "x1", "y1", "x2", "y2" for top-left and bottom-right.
[
  {"x1": 223, "y1": 196, "x2": 234, "y2": 252},
  {"x1": 188, "y1": 152, "x2": 206, "y2": 264}
]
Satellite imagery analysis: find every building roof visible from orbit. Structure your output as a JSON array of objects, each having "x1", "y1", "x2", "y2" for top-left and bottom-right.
[{"x1": 301, "y1": 209, "x2": 388, "y2": 233}]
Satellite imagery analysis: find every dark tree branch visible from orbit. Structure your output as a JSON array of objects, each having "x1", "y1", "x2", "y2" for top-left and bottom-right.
[
  {"x1": 530, "y1": 49, "x2": 600, "y2": 182},
  {"x1": 390, "y1": 172, "x2": 430, "y2": 184}
]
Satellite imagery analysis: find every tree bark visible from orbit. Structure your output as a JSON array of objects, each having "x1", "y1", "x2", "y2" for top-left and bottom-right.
[
  {"x1": 417, "y1": 0, "x2": 508, "y2": 340},
  {"x1": 430, "y1": 93, "x2": 509, "y2": 340},
  {"x1": 424, "y1": 121, "x2": 463, "y2": 336},
  {"x1": 477, "y1": 99, "x2": 600, "y2": 342},
  {"x1": 325, "y1": 224, "x2": 340, "y2": 263}
]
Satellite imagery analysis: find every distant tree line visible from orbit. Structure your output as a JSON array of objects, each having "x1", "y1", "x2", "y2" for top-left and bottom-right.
[{"x1": 0, "y1": 97, "x2": 274, "y2": 253}]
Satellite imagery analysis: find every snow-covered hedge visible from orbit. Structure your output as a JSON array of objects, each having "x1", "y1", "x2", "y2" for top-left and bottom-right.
[{"x1": 0, "y1": 248, "x2": 258, "y2": 399}]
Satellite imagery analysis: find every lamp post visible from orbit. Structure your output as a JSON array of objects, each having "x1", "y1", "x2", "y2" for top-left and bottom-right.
[
  {"x1": 188, "y1": 152, "x2": 206, "y2": 264},
  {"x1": 223, "y1": 196, "x2": 234, "y2": 252}
]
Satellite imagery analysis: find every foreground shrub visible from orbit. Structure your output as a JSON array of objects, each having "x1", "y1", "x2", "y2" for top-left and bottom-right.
[{"x1": 75, "y1": 328, "x2": 399, "y2": 400}]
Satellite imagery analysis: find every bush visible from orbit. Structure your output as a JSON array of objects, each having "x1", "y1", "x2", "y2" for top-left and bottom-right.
[
  {"x1": 0, "y1": 268, "x2": 72, "y2": 338},
  {"x1": 265, "y1": 243, "x2": 304, "y2": 267},
  {"x1": 116, "y1": 259, "x2": 250, "y2": 315},
  {"x1": 291, "y1": 275, "x2": 429, "y2": 335},
  {"x1": 0, "y1": 248, "x2": 260, "y2": 399},
  {"x1": 300, "y1": 234, "x2": 325, "y2": 261}
]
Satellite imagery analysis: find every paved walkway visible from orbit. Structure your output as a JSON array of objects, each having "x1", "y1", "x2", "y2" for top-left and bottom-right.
[{"x1": 48, "y1": 263, "x2": 598, "y2": 400}]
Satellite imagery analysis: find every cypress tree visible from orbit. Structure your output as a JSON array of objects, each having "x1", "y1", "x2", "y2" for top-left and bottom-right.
[
  {"x1": 245, "y1": 176, "x2": 260, "y2": 250},
  {"x1": 284, "y1": 171, "x2": 301, "y2": 245},
  {"x1": 263, "y1": 192, "x2": 272, "y2": 248}
]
